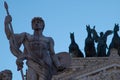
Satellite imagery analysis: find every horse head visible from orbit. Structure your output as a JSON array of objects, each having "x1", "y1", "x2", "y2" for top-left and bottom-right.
[{"x1": 114, "y1": 23, "x2": 119, "y2": 32}]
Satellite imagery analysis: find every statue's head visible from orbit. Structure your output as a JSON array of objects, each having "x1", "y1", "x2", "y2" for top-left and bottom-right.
[
  {"x1": 86, "y1": 25, "x2": 92, "y2": 33},
  {"x1": 100, "y1": 32, "x2": 104, "y2": 37},
  {"x1": 31, "y1": 17, "x2": 45, "y2": 31},
  {"x1": 70, "y1": 32, "x2": 74, "y2": 40},
  {"x1": 114, "y1": 24, "x2": 119, "y2": 32},
  {"x1": 0, "y1": 70, "x2": 12, "y2": 80}
]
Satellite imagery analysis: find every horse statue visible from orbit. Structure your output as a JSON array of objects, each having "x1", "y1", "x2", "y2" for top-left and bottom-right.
[
  {"x1": 107, "y1": 24, "x2": 120, "y2": 56},
  {"x1": 69, "y1": 32, "x2": 84, "y2": 57},
  {"x1": 84, "y1": 25, "x2": 96, "y2": 57}
]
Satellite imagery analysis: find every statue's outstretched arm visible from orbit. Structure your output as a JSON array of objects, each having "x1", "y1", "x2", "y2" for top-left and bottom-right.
[
  {"x1": 4, "y1": 15, "x2": 12, "y2": 40},
  {"x1": 104, "y1": 30, "x2": 113, "y2": 38}
]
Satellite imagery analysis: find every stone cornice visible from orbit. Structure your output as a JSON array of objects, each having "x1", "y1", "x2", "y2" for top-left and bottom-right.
[{"x1": 52, "y1": 48, "x2": 120, "y2": 80}]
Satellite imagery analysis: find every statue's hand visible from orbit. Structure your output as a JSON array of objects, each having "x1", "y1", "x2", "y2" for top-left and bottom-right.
[
  {"x1": 16, "y1": 59, "x2": 23, "y2": 71},
  {"x1": 4, "y1": 15, "x2": 12, "y2": 24}
]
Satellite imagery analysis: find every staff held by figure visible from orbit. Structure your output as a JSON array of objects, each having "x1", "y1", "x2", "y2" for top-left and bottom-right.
[{"x1": 4, "y1": 1, "x2": 25, "y2": 80}]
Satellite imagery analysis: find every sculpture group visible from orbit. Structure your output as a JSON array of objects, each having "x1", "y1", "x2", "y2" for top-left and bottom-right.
[
  {"x1": 69, "y1": 24, "x2": 120, "y2": 57},
  {"x1": 4, "y1": 1, "x2": 71, "y2": 80},
  {"x1": 2, "y1": 1, "x2": 120, "y2": 80},
  {"x1": 4, "y1": 13, "x2": 71, "y2": 80}
]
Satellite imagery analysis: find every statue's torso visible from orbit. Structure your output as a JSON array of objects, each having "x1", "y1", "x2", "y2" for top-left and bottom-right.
[{"x1": 24, "y1": 33, "x2": 50, "y2": 59}]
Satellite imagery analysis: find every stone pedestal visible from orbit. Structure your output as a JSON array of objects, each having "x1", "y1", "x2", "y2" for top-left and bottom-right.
[{"x1": 52, "y1": 48, "x2": 120, "y2": 80}]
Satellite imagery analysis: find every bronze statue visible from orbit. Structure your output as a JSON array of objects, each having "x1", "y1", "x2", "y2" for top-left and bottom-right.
[
  {"x1": 92, "y1": 27, "x2": 112, "y2": 57},
  {"x1": 107, "y1": 24, "x2": 120, "y2": 56},
  {"x1": 84, "y1": 25, "x2": 96, "y2": 57},
  {"x1": 4, "y1": 2, "x2": 71, "y2": 80},
  {"x1": 69, "y1": 32, "x2": 84, "y2": 57},
  {"x1": 0, "y1": 70, "x2": 12, "y2": 80}
]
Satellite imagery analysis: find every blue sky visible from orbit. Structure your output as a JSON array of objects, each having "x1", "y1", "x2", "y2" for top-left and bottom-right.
[{"x1": 0, "y1": 0, "x2": 120, "y2": 80}]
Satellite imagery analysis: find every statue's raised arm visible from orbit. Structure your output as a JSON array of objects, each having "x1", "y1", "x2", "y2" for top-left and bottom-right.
[
  {"x1": 4, "y1": 1, "x2": 14, "y2": 40},
  {"x1": 4, "y1": 2, "x2": 26, "y2": 80},
  {"x1": 4, "y1": 15, "x2": 12, "y2": 40},
  {"x1": 104, "y1": 30, "x2": 113, "y2": 38},
  {"x1": 4, "y1": 1, "x2": 23, "y2": 58}
]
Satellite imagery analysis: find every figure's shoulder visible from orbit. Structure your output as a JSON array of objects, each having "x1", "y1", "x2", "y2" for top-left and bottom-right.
[
  {"x1": 24, "y1": 32, "x2": 33, "y2": 40},
  {"x1": 46, "y1": 36, "x2": 54, "y2": 40},
  {"x1": 44, "y1": 36, "x2": 54, "y2": 42},
  {"x1": 15, "y1": 32, "x2": 26, "y2": 36},
  {"x1": 24, "y1": 32, "x2": 32, "y2": 37},
  {"x1": 14, "y1": 32, "x2": 26, "y2": 38},
  {"x1": 15, "y1": 32, "x2": 32, "y2": 39}
]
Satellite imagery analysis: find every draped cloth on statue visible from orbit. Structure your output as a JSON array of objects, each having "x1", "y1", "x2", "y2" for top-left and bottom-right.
[{"x1": 26, "y1": 60, "x2": 53, "y2": 80}]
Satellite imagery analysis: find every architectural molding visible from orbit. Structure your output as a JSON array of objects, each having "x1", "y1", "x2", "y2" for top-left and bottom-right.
[{"x1": 52, "y1": 48, "x2": 120, "y2": 80}]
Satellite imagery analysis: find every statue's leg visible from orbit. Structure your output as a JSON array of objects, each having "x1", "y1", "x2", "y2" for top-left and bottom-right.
[{"x1": 27, "y1": 67, "x2": 37, "y2": 80}]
